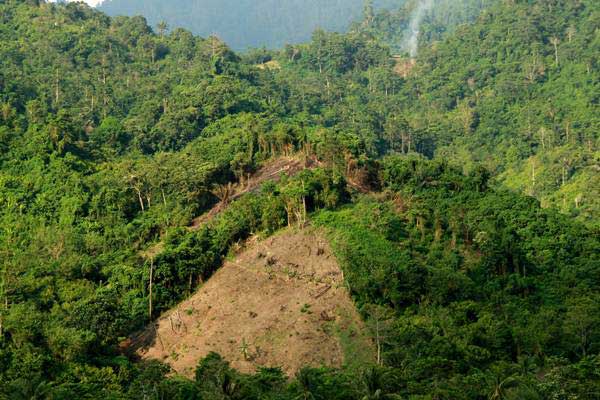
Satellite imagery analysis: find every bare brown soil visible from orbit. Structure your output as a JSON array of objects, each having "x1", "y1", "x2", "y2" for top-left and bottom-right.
[
  {"x1": 256, "y1": 60, "x2": 282, "y2": 71},
  {"x1": 392, "y1": 56, "x2": 416, "y2": 78},
  {"x1": 129, "y1": 228, "x2": 373, "y2": 377}
]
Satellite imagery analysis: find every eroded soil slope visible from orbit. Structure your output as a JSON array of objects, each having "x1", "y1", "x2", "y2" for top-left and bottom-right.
[{"x1": 131, "y1": 229, "x2": 373, "y2": 377}]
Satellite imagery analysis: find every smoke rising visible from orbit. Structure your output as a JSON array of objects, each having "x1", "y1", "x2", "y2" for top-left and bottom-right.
[{"x1": 402, "y1": 0, "x2": 435, "y2": 57}]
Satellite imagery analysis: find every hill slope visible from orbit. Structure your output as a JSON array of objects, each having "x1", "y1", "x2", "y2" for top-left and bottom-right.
[
  {"x1": 99, "y1": 0, "x2": 401, "y2": 50},
  {"x1": 346, "y1": 0, "x2": 600, "y2": 221},
  {"x1": 130, "y1": 229, "x2": 373, "y2": 377}
]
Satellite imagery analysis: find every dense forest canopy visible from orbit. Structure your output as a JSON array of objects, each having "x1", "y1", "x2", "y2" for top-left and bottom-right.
[
  {"x1": 0, "y1": 0, "x2": 598, "y2": 398},
  {"x1": 354, "y1": 0, "x2": 496, "y2": 55}
]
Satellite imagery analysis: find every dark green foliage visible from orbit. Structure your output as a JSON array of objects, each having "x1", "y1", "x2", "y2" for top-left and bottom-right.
[{"x1": 314, "y1": 158, "x2": 600, "y2": 398}]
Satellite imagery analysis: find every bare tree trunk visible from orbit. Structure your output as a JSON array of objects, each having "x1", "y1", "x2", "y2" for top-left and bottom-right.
[
  {"x1": 551, "y1": 38, "x2": 560, "y2": 67},
  {"x1": 285, "y1": 205, "x2": 291, "y2": 227},
  {"x1": 148, "y1": 259, "x2": 154, "y2": 321},
  {"x1": 55, "y1": 69, "x2": 60, "y2": 105},
  {"x1": 531, "y1": 163, "x2": 536, "y2": 195},
  {"x1": 375, "y1": 318, "x2": 381, "y2": 365},
  {"x1": 0, "y1": 297, "x2": 5, "y2": 338},
  {"x1": 0, "y1": 268, "x2": 5, "y2": 338},
  {"x1": 401, "y1": 134, "x2": 406, "y2": 154},
  {"x1": 541, "y1": 128, "x2": 545, "y2": 149},
  {"x1": 138, "y1": 191, "x2": 145, "y2": 211},
  {"x1": 302, "y1": 181, "x2": 307, "y2": 226}
]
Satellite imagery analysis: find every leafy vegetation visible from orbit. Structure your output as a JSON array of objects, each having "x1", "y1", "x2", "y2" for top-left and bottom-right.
[
  {"x1": 353, "y1": 0, "x2": 600, "y2": 224},
  {"x1": 99, "y1": 0, "x2": 403, "y2": 51},
  {"x1": 0, "y1": 0, "x2": 598, "y2": 399},
  {"x1": 315, "y1": 156, "x2": 600, "y2": 398}
]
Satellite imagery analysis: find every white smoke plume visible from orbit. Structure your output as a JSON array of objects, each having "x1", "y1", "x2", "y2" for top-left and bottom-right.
[{"x1": 402, "y1": 0, "x2": 435, "y2": 57}]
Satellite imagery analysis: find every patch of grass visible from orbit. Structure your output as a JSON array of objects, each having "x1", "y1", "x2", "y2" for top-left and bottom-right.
[
  {"x1": 300, "y1": 303, "x2": 312, "y2": 313},
  {"x1": 334, "y1": 308, "x2": 376, "y2": 372}
]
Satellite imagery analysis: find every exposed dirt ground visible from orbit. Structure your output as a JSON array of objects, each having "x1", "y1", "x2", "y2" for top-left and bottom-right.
[
  {"x1": 129, "y1": 229, "x2": 373, "y2": 377},
  {"x1": 392, "y1": 56, "x2": 416, "y2": 78}
]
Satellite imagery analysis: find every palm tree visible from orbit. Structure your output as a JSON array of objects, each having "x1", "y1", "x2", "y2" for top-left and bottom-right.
[
  {"x1": 488, "y1": 374, "x2": 519, "y2": 400},
  {"x1": 361, "y1": 367, "x2": 403, "y2": 400},
  {"x1": 294, "y1": 368, "x2": 319, "y2": 400},
  {"x1": 212, "y1": 182, "x2": 235, "y2": 205},
  {"x1": 157, "y1": 21, "x2": 168, "y2": 37}
]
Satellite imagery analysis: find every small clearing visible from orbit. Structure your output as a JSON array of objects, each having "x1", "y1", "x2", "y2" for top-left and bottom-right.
[
  {"x1": 130, "y1": 229, "x2": 373, "y2": 377},
  {"x1": 256, "y1": 60, "x2": 282, "y2": 71},
  {"x1": 392, "y1": 56, "x2": 416, "y2": 78}
]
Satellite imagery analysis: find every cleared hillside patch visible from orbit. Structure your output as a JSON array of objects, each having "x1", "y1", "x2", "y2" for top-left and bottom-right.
[{"x1": 129, "y1": 228, "x2": 374, "y2": 377}]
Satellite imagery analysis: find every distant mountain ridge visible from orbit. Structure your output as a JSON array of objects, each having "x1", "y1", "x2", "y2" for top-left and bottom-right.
[{"x1": 99, "y1": 0, "x2": 401, "y2": 50}]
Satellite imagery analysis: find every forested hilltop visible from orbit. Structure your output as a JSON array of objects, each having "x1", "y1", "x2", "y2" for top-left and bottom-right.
[
  {"x1": 99, "y1": 0, "x2": 401, "y2": 51},
  {"x1": 0, "y1": 0, "x2": 599, "y2": 399},
  {"x1": 352, "y1": 0, "x2": 600, "y2": 221}
]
